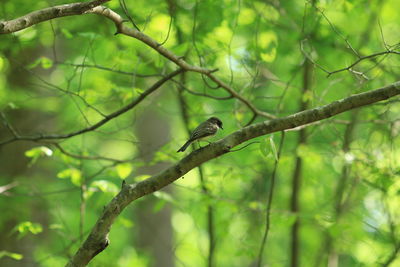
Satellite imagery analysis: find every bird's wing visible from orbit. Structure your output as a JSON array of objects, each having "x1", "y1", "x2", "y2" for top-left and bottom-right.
[
  {"x1": 189, "y1": 122, "x2": 217, "y2": 141},
  {"x1": 190, "y1": 122, "x2": 217, "y2": 141}
]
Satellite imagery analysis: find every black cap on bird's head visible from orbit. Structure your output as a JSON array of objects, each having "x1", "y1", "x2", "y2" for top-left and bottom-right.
[{"x1": 208, "y1": 117, "x2": 223, "y2": 129}]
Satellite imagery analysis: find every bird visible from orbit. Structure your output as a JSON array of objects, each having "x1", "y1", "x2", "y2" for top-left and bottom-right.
[{"x1": 177, "y1": 117, "x2": 223, "y2": 152}]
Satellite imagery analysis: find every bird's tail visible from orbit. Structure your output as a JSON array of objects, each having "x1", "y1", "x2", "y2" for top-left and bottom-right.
[{"x1": 177, "y1": 140, "x2": 192, "y2": 152}]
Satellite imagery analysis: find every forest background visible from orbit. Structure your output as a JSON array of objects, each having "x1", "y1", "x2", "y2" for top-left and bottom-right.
[{"x1": 0, "y1": 0, "x2": 399, "y2": 266}]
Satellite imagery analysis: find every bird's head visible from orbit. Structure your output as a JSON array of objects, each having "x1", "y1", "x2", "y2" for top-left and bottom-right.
[{"x1": 208, "y1": 117, "x2": 223, "y2": 129}]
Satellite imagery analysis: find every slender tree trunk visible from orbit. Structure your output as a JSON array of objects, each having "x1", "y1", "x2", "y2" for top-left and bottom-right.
[
  {"x1": 134, "y1": 106, "x2": 174, "y2": 267},
  {"x1": 290, "y1": 58, "x2": 312, "y2": 267}
]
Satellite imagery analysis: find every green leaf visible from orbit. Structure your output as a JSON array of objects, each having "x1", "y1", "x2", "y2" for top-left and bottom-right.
[
  {"x1": 61, "y1": 28, "x2": 73, "y2": 39},
  {"x1": 302, "y1": 90, "x2": 313, "y2": 102},
  {"x1": 41, "y1": 57, "x2": 53, "y2": 69},
  {"x1": 49, "y1": 224, "x2": 64, "y2": 230},
  {"x1": 116, "y1": 163, "x2": 133, "y2": 179},
  {"x1": 25, "y1": 146, "x2": 53, "y2": 158},
  {"x1": 27, "y1": 58, "x2": 42, "y2": 69},
  {"x1": 269, "y1": 135, "x2": 278, "y2": 161},
  {"x1": 234, "y1": 111, "x2": 244, "y2": 121},
  {"x1": 7, "y1": 102, "x2": 18, "y2": 109},
  {"x1": 248, "y1": 201, "x2": 263, "y2": 211},
  {"x1": 134, "y1": 174, "x2": 151, "y2": 182},
  {"x1": 12, "y1": 221, "x2": 43, "y2": 239},
  {"x1": 134, "y1": 87, "x2": 144, "y2": 95},
  {"x1": 25, "y1": 146, "x2": 53, "y2": 166},
  {"x1": 57, "y1": 168, "x2": 82, "y2": 186},
  {"x1": 90, "y1": 180, "x2": 118, "y2": 193},
  {"x1": 27, "y1": 57, "x2": 53, "y2": 69},
  {"x1": 0, "y1": 251, "x2": 23, "y2": 260}
]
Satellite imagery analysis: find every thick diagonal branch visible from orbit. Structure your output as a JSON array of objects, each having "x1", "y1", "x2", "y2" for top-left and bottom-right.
[{"x1": 66, "y1": 81, "x2": 400, "y2": 266}]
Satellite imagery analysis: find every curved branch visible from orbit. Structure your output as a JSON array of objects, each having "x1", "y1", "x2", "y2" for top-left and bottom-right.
[
  {"x1": 47, "y1": 142, "x2": 127, "y2": 163},
  {"x1": 0, "y1": 69, "x2": 185, "y2": 146},
  {"x1": 0, "y1": 0, "x2": 110, "y2": 34},
  {"x1": 67, "y1": 81, "x2": 400, "y2": 266},
  {"x1": 89, "y1": 6, "x2": 276, "y2": 119},
  {"x1": 172, "y1": 79, "x2": 233, "y2": 100}
]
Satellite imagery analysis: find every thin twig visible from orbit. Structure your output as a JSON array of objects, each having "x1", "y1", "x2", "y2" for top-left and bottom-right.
[
  {"x1": 0, "y1": 112, "x2": 18, "y2": 137},
  {"x1": 172, "y1": 79, "x2": 233, "y2": 100},
  {"x1": 119, "y1": 0, "x2": 140, "y2": 31},
  {"x1": 229, "y1": 141, "x2": 260, "y2": 152},
  {"x1": 55, "y1": 62, "x2": 162, "y2": 77},
  {"x1": 49, "y1": 142, "x2": 127, "y2": 163},
  {"x1": 256, "y1": 131, "x2": 285, "y2": 267},
  {"x1": 0, "y1": 69, "x2": 185, "y2": 146},
  {"x1": 327, "y1": 50, "x2": 400, "y2": 77},
  {"x1": 315, "y1": 5, "x2": 359, "y2": 57}
]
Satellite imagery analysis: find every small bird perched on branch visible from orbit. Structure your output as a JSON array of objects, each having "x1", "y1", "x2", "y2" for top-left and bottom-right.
[{"x1": 177, "y1": 117, "x2": 223, "y2": 152}]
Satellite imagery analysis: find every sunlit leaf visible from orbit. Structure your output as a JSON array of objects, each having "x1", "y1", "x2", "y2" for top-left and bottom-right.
[
  {"x1": 90, "y1": 180, "x2": 119, "y2": 193},
  {"x1": 12, "y1": 221, "x2": 43, "y2": 239},
  {"x1": 57, "y1": 168, "x2": 82, "y2": 186},
  {"x1": 0, "y1": 251, "x2": 23, "y2": 260},
  {"x1": 116, "y1": 163, "x2": 133, "y2": 179},
  {"x1": 248, "y1": 201, "x2": 263, "y2": 211},
  {"x1": 41, "y1": 57, "x2": 53, "y2": 69},
  {"x1": 25, "y1": 146, "x2": 53, "y2": 166},
  {"x1": 27, "y1": 58, "x2": 42, "y2": 69},
  {"x1": 7, "y1": 102, "x2": 18, "y2": 109},
  {"x1": 49, "y1": 224, "x2": 63, "y2": 230},
  {"x1": 134, "y1": 175, "x2": 151, "y2": 182}
]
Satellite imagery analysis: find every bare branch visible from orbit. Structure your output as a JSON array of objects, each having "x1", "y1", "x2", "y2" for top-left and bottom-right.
[
  {"x1": 0, "y1": 0, "x2": 110, "y2": 34},
  {"x1": 0, "y1": 112, "x2": 18, "y2": 137},
  {"x1": 88, "y1": 6, "x2": 276, "y2": 119},
  {"x1": 315, "y1": 5, "x2": 359, "y2": 57},
  {"x1": 48, "y1": 142, "x2": 128, "y2": 163},
  {"x1": 0, "y1": 182, "x2": 19, "y2": 195},
  {"x1": 327, "y1": 50, "x2": 400, "y2": 77},
  {"x1": 67, "y1": 81, "x2": 400, "y2": 266},
  {"x1": 0, "y1": 69, "x2": 185, "y2": 146},
  {"x1": 172, "y1": 79, "x2": 233, "y2": 100},
  {"x1": 55, "y1": 62, "x2": 162, "y2": 77}
]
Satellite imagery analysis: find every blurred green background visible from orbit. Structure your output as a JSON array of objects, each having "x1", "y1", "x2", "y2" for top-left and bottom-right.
[{"x1": 0, "y1": 0, "x2": 399, "y2": 266}]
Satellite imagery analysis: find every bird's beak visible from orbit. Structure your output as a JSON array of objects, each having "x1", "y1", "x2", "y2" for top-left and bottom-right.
[{"x1": 220, "y1": 126, "x2": 223, "y2": 130}]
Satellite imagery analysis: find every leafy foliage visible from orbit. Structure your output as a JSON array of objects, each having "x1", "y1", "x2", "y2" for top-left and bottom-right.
[{"x1": 0, "y1": 0, "x2": 400, "y2": 266}]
